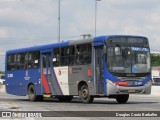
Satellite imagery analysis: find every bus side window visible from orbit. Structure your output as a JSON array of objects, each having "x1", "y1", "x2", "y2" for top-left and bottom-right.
[
  {"x1": 53, "y1": 48, "x2": 60, "y2": 67},
  {"x1": 60, "y1": 46, "x2": 75, "y2": 66},
  {"x1": 28, "y1": 51, "x2": 40, "y2": 69},
  {"x1": 76, "y1": 44, "x2": 92, "y2": 65},
  {"x1": 7, "y1": 54, "x2": 17, "y2": 70},
  {"x1": 69, "y1": 46, "x2": 75, "y2": 65},
  {"x1": 17, "y1": 53, "x2": 27, "y2": 70}
]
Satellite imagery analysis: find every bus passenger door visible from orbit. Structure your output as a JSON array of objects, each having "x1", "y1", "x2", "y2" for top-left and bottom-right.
[
  {"x1": 41, "y1": 53, "x2": 52, "y2": 94},
  {"x1": 41, "y1": 52, "x2": 63, "y2": 96},
  {"x1": 95, "y1": 46, "x2": 104, "y2": 94}
]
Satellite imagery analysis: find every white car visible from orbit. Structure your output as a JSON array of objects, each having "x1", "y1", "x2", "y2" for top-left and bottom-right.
[{"x1": 0, "y1": 79, "x2": 5, "y2": 84}]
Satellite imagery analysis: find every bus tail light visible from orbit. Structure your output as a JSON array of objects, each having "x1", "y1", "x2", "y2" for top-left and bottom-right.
[
  {"x1": 88, "y1": 68, "x2": 92, "y2": 77},
  {"x1": 115, "y1": 82, "x2": 129, "y2": 86}
]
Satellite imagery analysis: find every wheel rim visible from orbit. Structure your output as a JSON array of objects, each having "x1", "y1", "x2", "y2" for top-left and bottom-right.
[{"x1": 81, "y1": 87, "x2": 88, "y2": 99}]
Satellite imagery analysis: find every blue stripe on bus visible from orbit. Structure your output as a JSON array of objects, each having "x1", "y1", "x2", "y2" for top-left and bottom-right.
[
  {"x1": 103, "y1": 55, "x2": 107, "y2": 95},
  {"x1": 48, "y1": 72, "x2": 57, "y2": 95},
  {"x1": 93, "y1": 36, "x2": 108, "y2": 46},
  {"x1": 45, "y1": 73, "x2": 57, "y2": 95},
  {"x1": 142, "y1": 74, "x2": 152, "y2": 85}
]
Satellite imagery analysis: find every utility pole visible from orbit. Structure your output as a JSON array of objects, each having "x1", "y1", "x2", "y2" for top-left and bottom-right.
[
  {"x1": 58, "y1": 0, "x2": 61, "y2": 42},
  {"x1": 95, "y1": 0, "x2": 101, "y2": 36}
]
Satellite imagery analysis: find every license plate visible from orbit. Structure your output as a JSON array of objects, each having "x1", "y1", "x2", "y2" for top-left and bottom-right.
[
  {"x1": 128, "y1": 90, "x2": 136, "y2": 93},
  {"x1": 129, "y1": 81, "x2": 142, "y2": 86}
]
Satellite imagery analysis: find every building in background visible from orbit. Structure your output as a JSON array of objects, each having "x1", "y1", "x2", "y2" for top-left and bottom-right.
[
  {"x1": 0, "y1": 74, "x2": 5, "y2": 84},
  {"x1": 152, "y1": 66, "x2": 160, "y2": 86}
]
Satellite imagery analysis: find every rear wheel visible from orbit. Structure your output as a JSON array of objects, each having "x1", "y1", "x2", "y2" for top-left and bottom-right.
[
  {"x1": 116, "y1": 94, "x2": 129, "y2": 104},
  {"x1": 28, "y1": 84, "x2": 43, "y2": 101},
  {"x1": 79, "y1": 84, "x2": 94, "y2": 103}
]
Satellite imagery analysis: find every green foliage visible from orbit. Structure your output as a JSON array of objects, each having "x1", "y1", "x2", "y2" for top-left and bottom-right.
[
  {"x1": 151, "y1": 54, "x2": 160, "y2": 66},
  {"x1": 0, "y1": 71, "x2": 4, "y2": 74}
]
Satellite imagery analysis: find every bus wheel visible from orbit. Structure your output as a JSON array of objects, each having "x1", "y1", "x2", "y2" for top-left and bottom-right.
[
  {"x1": 116, "y1": 94, "x2": 129, "y2": 104},
  {"x1": 28, "y1": 84, "x2": 43, "y2": 101},
  {"x1": 79, "y1": 84, "x2": 94, "y2": 103},
  {"x1": 57, "y1": 96, "x2": 73, "y2": 102}
]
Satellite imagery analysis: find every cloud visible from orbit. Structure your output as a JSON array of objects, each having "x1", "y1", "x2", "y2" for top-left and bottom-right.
[
  {"x1": 0, "y1": 27, "x2": 9, "y2": 37},
  {"x1": 0, "y1": 0, "x2": 159, "y2": 45}
]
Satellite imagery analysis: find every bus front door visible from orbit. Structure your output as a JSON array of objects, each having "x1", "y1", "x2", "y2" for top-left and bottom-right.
[{"x1": 95, "y1": 46, "x2": 104, "y2": 94}]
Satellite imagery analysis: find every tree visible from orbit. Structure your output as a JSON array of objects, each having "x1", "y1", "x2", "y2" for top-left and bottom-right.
[
  {"x1": 0, "y1": 71, "x2": 4, "y2": 74},
  {"x1": 151, "y1": 54, "x2": 160, "y2": 66}
]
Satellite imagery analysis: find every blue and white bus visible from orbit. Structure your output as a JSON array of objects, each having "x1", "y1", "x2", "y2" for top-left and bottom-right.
[{"x1": 5, "y1": 35, "x2": 152, "y2": 103}]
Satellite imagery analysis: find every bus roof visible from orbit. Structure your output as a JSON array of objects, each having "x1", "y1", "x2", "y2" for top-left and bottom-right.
[
  {"x1": 6, "y1": 35, "x2": 147, "y2": 54},
  {"x1": 6, "y1": 41, "x2": 69, "y2": 54}
]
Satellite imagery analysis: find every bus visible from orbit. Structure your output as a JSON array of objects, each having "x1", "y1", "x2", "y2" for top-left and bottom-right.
[{"x1": 5, "y1": 35, "x2": 152, "y2": 103}]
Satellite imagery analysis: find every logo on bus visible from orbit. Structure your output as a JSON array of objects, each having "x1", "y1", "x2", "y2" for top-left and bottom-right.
[
  {"x1": 24, "y1": 71, "x2": 30, "y2": 80},
  {"x1": 7, "y1": 74, "x2": 13, "y2": 78},
  {"x1": 58, "y1": 70, "x2": 61, "y2": 75}
]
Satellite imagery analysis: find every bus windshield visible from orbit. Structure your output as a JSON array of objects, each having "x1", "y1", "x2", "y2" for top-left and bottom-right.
[{"x1": 107, "y1": 46, "x2": 150, "y2": 73}]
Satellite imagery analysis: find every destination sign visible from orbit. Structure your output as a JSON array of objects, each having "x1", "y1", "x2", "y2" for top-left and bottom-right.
[
  {"x1": 108, "y1": 37, "x2": 148, "y2": 45},
  {"x1": 131, "y1": 47, "x2": 149, "y2": 52}
]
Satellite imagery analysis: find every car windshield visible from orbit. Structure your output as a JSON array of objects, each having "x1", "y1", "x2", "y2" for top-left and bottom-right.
[{"x1": 107, "y1": 46, "x2": 150, "y2": 73}]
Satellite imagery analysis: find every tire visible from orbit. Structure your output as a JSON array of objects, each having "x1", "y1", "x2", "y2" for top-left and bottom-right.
[
  {"x1": 79, "y1": 84, "x2": 94, "y2": 103},
  {"x1": 28, "y1": 84, "x2": 43, "y2": 101},
  {"x1": 116, "y1": 94, "x2": 129, "y2": 104},
  {"x1": 57, "y1": 96, "x2": 73, "y2": 102}
]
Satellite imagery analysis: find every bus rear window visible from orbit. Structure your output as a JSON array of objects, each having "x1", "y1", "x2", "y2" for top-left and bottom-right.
[
  {"x1": 7, "y1": 54, "x2": 17, "y2": 70},
  {"x1": 7, "y1": 51, "x2": 40, "y2": 71}
]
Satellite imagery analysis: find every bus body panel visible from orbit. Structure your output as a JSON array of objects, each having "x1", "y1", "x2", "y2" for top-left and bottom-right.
[
  {"x1": 106, "y1": 80, "x2": 152, "y2": 95},
  {"x1": 53, "y1": 66, "x2": 69, "y2": 95},
  {"x1": 43, "y1": 65, "x2": 95, "y2": 96},
  {"x1": 68, "y1": 65, "x2": 95, "y2": 95},
  {"x1": 5, "y1": 69, "x2": 41, "y2": 96}
]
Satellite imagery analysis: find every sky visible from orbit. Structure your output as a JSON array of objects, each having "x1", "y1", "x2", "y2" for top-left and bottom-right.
[{"x1": 0, "y1": 0, "x2": 160, "y2": 70}]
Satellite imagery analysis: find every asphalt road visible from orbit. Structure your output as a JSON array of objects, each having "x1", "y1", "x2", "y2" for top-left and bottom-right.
[{"x1": 0, "y1": 92, "x2": 160, "y2": 120}]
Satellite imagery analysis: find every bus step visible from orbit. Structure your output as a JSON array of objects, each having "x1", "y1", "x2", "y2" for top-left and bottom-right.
[{"x1": 43, "y1": 94, "x2": 51, "y2": 98}]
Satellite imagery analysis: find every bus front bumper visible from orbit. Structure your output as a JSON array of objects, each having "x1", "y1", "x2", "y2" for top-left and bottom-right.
[{"x1": 106, "y1": 80, "x2": 152, "y2": 95}]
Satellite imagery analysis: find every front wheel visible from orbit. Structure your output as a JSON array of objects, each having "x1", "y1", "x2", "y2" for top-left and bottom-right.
[
  {"x1": 79, "y1": 84, "x2": 94, "y2": 103},
  {"x1": 116, "y1": 94, "x2": 129, "y2": 104}
]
